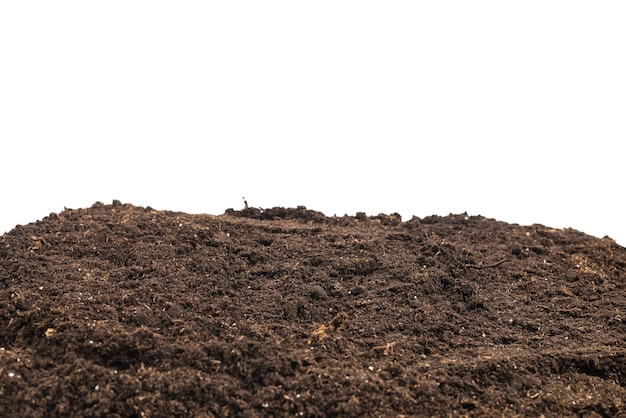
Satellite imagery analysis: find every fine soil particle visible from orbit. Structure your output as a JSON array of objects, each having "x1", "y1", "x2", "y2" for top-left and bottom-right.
[{"x1": 1, "y1": 201, "x2": 625, "y2": 417}]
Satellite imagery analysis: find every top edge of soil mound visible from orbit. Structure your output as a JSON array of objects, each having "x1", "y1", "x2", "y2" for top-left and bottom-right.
[
  {"x1": 2, "y1": 200, "x2": 618, "y2": 244},
  {"x1": 224, "y1": 204, "x2": 404, "y2": 225},
  {"x1": 223, "y1": 204, "x2": 477, "y2": 228}
]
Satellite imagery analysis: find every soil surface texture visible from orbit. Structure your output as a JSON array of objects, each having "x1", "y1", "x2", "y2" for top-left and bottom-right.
[{"x1": 1, "y1": 201, "x2": 625, "y2": 417}]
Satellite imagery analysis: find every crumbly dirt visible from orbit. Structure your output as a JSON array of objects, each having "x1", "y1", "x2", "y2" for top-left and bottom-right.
[{"x1": 1, "y1": 201, "x2": 625, "y2": 417}]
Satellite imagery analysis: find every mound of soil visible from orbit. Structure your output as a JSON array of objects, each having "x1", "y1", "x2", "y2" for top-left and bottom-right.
[{"x1": 1, "y1": 201, "x2": 625, "y2": 417}]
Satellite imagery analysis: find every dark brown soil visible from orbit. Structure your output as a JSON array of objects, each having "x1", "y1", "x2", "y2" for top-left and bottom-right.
[{"x1": 1, "y1": 201, "x2": 625, "y2": 417}]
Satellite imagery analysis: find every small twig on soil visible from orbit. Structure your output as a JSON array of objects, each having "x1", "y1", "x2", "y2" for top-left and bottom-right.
[
  {"x1": 372, "y1": 341, "x2": 397, "y2": 356},
  {"x1": 463, "y1": 258, "x2": 509, "y2": 269},
  {"x1": 308, "y1": 312, "x2": 348, "y2": 344}
]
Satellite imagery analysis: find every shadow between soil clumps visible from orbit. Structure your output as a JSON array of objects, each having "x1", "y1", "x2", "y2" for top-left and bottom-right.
[{"x1": 1, "y1": 201, "x2": 625, "y2": 417}]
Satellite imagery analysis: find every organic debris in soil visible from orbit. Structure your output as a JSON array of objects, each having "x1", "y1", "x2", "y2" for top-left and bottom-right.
[{"x1": 1, "y1": 201, "x2": 625, "y2": 417}]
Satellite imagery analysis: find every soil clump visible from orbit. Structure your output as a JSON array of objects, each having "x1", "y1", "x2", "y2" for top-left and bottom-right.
[{"x1": 1, "y1": 201, "x2": 625, "y2": 417}]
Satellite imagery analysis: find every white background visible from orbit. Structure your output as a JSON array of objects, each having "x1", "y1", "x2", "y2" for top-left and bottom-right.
[{"x1": 1, "y1": 2, "x2": 625, "y2": 245}]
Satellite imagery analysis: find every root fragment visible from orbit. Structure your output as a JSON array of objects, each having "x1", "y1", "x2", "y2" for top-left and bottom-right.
[
  {"x1": 372, "y1": 341, "x2": 397, "y2": 355},
  {"x1": 308, "y1": 312, "x2": 348, "y2": 344}
]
